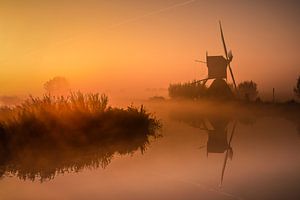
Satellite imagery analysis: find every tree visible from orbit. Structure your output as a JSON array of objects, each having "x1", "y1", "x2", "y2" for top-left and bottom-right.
[
  {"x1": 237, "y1": 81, "x2": 258, "y2": 101},
  {"x1": 294, "y1": 75, "x2": 300, "y2": 98},
  {"x1": 44, "y1": 76, "x2": 70, "y2": 95}
]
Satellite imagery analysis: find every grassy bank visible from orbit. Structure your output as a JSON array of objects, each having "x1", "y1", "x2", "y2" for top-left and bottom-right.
[{"x1": 0, "y1": 92, "x2": 161, "y2": 182}]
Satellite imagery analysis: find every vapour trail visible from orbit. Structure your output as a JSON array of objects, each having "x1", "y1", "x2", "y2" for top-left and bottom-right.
[
  {"x1": 109, "y1": 0, "x2": 196, "y2": 28},
  {"x1": 0, "y1": 0, "x2": 197, "y2": 64}
]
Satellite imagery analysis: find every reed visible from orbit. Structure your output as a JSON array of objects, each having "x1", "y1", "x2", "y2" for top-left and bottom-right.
[
  {"x1": 168, "y1": 81, "x2": 207, "y2": 99},
  {"x1": 0, "y1": 92, "x2": 161, "y2": 181}
]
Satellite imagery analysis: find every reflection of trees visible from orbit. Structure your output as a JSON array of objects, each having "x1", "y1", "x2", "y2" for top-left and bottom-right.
[
  {"x1": 281, "y1": 106, "x2": 300, "y2": 136},
  {"x1": 0, "y1": 123, "x2": 160, "y2": 182},
  {"x1": 171, "y1": 101, "x2": 300, "y2": 130}
]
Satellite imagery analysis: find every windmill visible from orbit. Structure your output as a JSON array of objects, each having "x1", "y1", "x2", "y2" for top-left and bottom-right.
[{"x1": 195, "y1": 21, "x2": 237, "y2": 95}]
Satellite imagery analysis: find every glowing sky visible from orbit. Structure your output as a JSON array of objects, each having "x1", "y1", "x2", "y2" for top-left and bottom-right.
[{"x1": 0, "y1": 0, "x2": 299, "y2": 99}]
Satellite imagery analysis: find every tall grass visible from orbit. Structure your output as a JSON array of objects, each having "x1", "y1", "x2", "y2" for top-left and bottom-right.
[
  {"x1": 0, "y1": 92, "x2": 161, "y2": 182},
  {"x1": 168, "y1": 80, "x2": 236, "y2": 100},
  {"x1": 168, "y1": 81, "x2": 207, "y2": 99}
]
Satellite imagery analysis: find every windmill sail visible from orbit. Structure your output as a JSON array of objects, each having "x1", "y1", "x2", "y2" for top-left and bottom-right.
[{"x1": 219, "y1": 21, "x2": 237, "y2": 90}]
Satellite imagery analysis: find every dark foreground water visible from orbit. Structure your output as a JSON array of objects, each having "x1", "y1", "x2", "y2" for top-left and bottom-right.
[{"x1": 0, "y1": 101, "x2": 299, "y2": 200}]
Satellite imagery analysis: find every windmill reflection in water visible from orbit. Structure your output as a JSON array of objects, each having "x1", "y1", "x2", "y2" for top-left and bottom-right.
[
  {"x1": 173, "y1": 113, "x2": 237, "y2": 186},
  {"x1": 200, "y1": 117, "x2": 237, "y2": 186}
]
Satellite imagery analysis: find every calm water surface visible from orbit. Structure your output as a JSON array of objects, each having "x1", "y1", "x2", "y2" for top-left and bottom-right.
[{"x1": 0, "y1": 102, "x2": 299, "y2": 200}]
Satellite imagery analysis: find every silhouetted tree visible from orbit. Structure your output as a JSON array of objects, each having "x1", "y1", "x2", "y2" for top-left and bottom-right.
[
  {"x1": 44, "y1": 76, "x2": 70, "y2": 95},
  {"x1": 238, "y1": 81, "x2": 258, "y2": 101},
  {"x1": 294, "y1": 75, "x2": 300, "y2": 98}
]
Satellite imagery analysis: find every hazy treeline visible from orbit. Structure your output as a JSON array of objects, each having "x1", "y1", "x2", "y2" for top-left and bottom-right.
[
  {"x1": 168, "y1": 80, "x2": 258, "y2": 101},
  {"x1": 169, "y1": 75, "x2": 300, "y2": 102}
]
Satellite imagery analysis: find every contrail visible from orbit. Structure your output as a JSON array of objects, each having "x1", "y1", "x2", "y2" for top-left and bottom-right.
[
  {"x1": 0, "y1": 0, "x2": 197, "y2": 64},
  {"x1": 109, "y1": 0, "x2": 196, "y2": 28}
]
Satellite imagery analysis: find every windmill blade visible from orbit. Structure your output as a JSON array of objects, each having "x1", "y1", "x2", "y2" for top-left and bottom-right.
[
  {"x1": 220, "y1": 148, "x2": 229, "y2": 187},
  {"x1": 220, "y1": 121, "x2": 237, "y2": 186},
  {"x1": 192, "y1": 78, "x2": 209, "y2": 85},
  {"x1": 219, "y1": 21, "x2": 228, "y2": 59},
  {"x1": 195, "y1": 60, "x2": 207, "y2": 64},
  {"x1": 198, "y1": 145, "x2": 206, "y2": 150},
  {"x1": 219, "y1": 21, "x2": 237, "y2": 90},
  {"x1": 228, "y1": 63, "x2": 237, "y2": 90}
]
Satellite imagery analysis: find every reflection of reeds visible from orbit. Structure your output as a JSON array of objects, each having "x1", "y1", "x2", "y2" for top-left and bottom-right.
[{"x1": 0, "y1": 92, "x2": 161, "y2": 182}]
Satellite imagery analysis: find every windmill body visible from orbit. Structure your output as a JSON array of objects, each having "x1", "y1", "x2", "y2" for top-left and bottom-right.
[{"x1": 206, "y1": 55, "x2": 228, "y2": 80}]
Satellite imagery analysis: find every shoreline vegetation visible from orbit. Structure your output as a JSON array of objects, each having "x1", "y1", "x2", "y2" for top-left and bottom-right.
[
  {"x1": 168, "y1": 76, "x2": 300, "y2": 103},
  {"x1": 168, "y1": 80, "x2": 259, "y2": 101},
  {"x1": 0, "y1": 92, "x2": 161, "y2": 182}
]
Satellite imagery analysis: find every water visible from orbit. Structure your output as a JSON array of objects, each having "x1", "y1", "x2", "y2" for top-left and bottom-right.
[{"x1": 0, "y1": 101, "x2": 299, "y2": 200}]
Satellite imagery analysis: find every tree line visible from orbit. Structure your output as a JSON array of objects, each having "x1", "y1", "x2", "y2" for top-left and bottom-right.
[{"x1": 168, "y1": 75, "x2": 300, "y2": 102}]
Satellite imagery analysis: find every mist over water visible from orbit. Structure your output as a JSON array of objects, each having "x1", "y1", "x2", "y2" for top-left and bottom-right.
[{"x1": 0, "y1": 100, "x2": 299, "y2": 200}]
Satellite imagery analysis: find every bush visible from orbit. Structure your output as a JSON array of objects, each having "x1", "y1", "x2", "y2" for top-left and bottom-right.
[
  {"x1": 44, "y1": 76, "x2": 70, "y2": 95},
  {"x1": 237, "y1": 81, "x2": 258, "y2": 101},
  {"x1": 294, "y1": 75, "x2": 300, "y2": 98}
]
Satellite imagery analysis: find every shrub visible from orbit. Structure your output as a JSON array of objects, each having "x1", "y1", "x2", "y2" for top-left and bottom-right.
[
  {"x1": 294, "y1": 75, "x2": 300, "y2": 98},
  {"x1": 237, "y1": 81, "x2": 258, "y2": 101},
  {"x1": 44, "y1": 76, "x2": 70, "y2": 95}
]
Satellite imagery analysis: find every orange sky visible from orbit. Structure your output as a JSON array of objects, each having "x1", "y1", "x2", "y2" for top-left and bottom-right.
[{"x1": 0, "y1": 0, "x2": 299, "y2": 100}]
